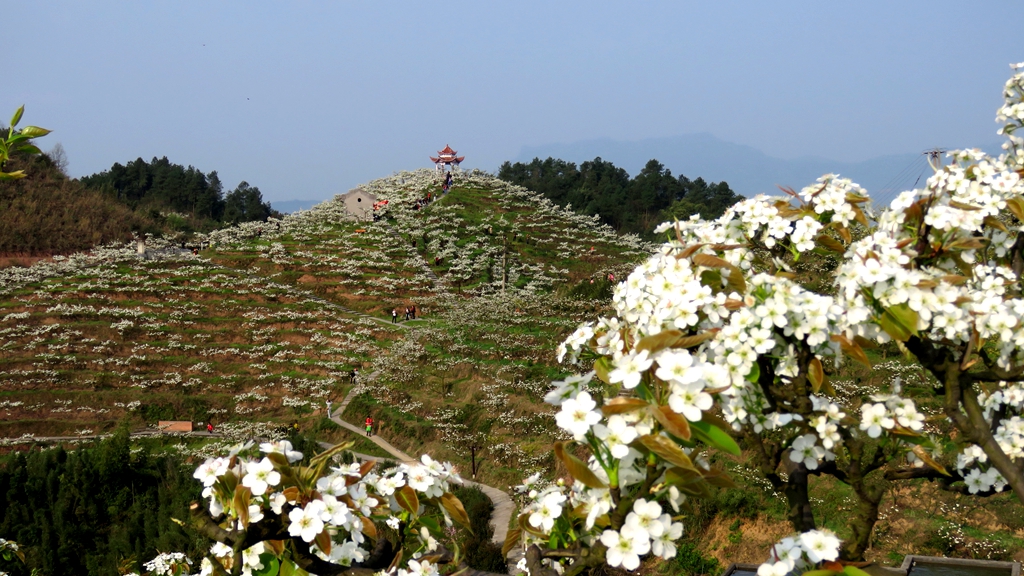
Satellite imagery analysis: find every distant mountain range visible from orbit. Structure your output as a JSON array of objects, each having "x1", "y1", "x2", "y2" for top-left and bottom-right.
[
  {"x1": 271, "y1": 199, "x2": 327, "y2": 214},
  {"x1": 514, "y1": 133, "x2": 1004, "y2": 205}
]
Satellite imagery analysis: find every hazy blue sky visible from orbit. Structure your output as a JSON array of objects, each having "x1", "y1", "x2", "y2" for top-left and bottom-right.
[{"x1": 6, "y1": 2, "x2": 1021, "y2": 202}]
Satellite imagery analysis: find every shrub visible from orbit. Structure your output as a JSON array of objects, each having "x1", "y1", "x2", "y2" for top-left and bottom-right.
[{"x1": 452, "y1": 486, "x2": 506, "y2": 572}]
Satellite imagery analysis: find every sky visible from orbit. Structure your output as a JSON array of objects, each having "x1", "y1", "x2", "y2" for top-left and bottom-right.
[{"x1": 6, "y1": 1, "x2": 1022, "y2": 203}]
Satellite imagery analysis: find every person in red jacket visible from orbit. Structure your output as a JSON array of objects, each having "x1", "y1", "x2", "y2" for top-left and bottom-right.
[{"x1": 365, "y1": 416, "x2": 373, "y2": 437}]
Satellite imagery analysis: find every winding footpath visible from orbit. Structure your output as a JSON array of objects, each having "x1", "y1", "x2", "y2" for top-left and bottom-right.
[{"x1": 327, "y1": 381, "x2": 515, "y2": 547}]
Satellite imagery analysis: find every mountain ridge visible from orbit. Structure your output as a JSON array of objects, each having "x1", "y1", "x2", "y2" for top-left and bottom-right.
[{"x1": 515, "y1": 133, "x2": 1006, "y2": 202}]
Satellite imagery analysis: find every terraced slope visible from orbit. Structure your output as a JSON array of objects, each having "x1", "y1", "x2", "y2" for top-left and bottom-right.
[{"x1": 0, "y1": 170, "x2": 649, "y2": 489}]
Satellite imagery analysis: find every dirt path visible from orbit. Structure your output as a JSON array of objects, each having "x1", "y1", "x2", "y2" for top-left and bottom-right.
[{"x1": 329, "y1": 385, "x2": 515, "y2": 546}]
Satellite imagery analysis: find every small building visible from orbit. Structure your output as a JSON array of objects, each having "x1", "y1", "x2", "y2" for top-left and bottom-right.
[
  {"x1": 338, "y1": 187, "x2": 378, "y2": 221},
  {"x1": 430, "y1": 145, "x2": 465, "y2": 172}
]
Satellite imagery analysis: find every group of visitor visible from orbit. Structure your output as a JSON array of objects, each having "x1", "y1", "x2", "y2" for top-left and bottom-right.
[{"x1": 391, "y1": 306, "x2": 417, "y2": 323}]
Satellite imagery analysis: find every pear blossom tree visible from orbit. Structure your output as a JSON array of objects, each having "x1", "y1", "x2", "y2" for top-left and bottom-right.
[{"x1": 503, "y1": 62, "x2": 1024, "y2": 576}]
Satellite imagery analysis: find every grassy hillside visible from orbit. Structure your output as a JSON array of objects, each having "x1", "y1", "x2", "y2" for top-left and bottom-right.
[{"x1": 0, "y1": 154, "x2": 148, "y2": 257}]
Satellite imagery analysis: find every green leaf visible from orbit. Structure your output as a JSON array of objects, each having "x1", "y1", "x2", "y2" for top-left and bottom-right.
[
  {"x1": 801, "y1": 571, "x2": 839, "y2": 576},
  {"x1": 309, "y1": 440, "x2": 355, "y2": 468},
  {"x1": 252, "y1": 554, "x2": 279, "y2": 576},
  {"x1": 689, "y1": 420, "x2": 741, "y2": 456},
  {"x1": 265, "y1": 451, "x2": 291, "y2": 467},
  {"x1": 663, "y1": 467, "x2": 712, "y2": 498},
  {"x1": 17, "y1": 144, "x2": 42, "y2": 155},
  {"x1": 10, "y1": 105, "x2": 23, "y2": 128},
  {"x1": 842, "y1": 567, "x2": 873, "y2": 576},
  {"x1": 879, "y1": 303, "x2": 919, "y2": 342},
  {"x1": 19, "y1": 126, "x2": 51, "y2": 138},
  {"x1": 280, "y1": 560, "x2": 296, "y2": 576},
  {"x1": 0, "y1": 171, "x2": 26, "y2": 180},
  {"x1": 745, "y1": 362, "x2": 760, "y2": 383},
  {"x1": 594, "y1": 356, "x2": 612, "y2": 384},
  {"x1": 419, "y1": 514, "x2": 441, "y2": 535}
]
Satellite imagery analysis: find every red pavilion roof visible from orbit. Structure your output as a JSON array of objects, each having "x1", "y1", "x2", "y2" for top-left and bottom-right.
[{"x1": 430, "y1": 144, "x2": 464, "y2": 164}]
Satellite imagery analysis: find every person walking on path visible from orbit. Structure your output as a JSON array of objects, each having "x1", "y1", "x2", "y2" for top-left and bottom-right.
[
  {"x1": 352, "y1": 368, "x2": 359, "y2": 384},
  {"x1": 392, "y1": 308, "x2": 398, "y2": 323},
  {"x1": 326, "y1": 400, "x2": 333, "y2": 416},
  {"x1": 365, "y1": 416, "x2": 373, "y2": 437},
  {"x1": 411, "y1": 305, "x2": 416, "y2": 320},
  {"x1": 207, "y1": 423, "x2": 214, "y2": 433}
]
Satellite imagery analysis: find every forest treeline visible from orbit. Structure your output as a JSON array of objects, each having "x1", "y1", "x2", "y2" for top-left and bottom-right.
[
  {"x1": 80, "y1": 156, "x2": 275, "y2": 227},
  {"x1": 0, "y1": 429, "x2": 202, "y2": 576},
  {"x1": 0, "y1": 149, "x2": 276, "y2": 256},
  {"x1": 497, "y1": 157, "x2": 742, "y2": 237}
]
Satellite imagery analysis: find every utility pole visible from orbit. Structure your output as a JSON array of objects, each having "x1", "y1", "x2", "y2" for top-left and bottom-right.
[{"x1": 925, "y1": 148, "x2": 947, "y2": 172}]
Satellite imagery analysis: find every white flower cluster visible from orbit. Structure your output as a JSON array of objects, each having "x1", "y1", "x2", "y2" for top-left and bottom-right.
[
  {"x1": 555, "y1": 234, "x2": 857, "y2": 472},
  {"x1": 858, "y1": 388, "x2": 925, "y2": 439},
  {"x1": 518, "y1": 472, "x2": 685, "y2": 571},
  {"x1": 757, "y1": 529, "x2": 841, "y2": 576},
  {"x1": 142, "y1": 552, "x2": 191, "y2": 576},
  {"x1": 192, "y1": 441, "x2": 462, "y2": 570}
]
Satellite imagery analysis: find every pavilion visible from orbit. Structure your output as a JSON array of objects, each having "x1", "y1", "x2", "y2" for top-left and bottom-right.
[{"x1": 430, "y1": 145, "x2": 465, "y2": 172}]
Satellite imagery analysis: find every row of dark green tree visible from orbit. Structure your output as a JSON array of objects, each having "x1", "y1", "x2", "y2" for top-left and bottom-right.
[
  {"x1": 0, "y1": 429, "x2": 203, "y2": 576},
  {"x1": 497, "y1": 157, "x2": 742, "y2": 237},
  {"x1": 80, "y1": 156, "x2": 275, "y2": 228}
]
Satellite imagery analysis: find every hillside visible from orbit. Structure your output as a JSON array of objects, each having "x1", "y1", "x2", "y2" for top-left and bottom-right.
[
  {"x1": 0, "y1": 169, "x2": 647, "y2": 477},
  {"x1": 0, "y1": 154, "x2": 148, "y2": 258}
]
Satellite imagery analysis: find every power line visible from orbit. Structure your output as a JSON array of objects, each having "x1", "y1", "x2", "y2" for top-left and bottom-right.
[{"x1": 871, "y1": 148, "x2": 945, "y2": 210}]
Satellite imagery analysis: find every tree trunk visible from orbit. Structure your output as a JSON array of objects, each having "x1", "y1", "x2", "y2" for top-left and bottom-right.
[
  {"x1": 842, "y1": 484, "x2": 882, "y2": 561},
  {"x1": 782, "y1": 460, "x2": 816, "y2": 532}
]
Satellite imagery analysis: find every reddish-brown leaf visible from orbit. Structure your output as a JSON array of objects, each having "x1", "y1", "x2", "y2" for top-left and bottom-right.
[
  {"x1": 601, "y1": 397, "x2": 650, "y2": 416},
  {"x1": 441, "y1": 492, "x2": 472, "y2": 530},
  {"x1": 554, "y1": 442, "x2": 608, "y2": 489},
  {"x1": 637, "y1": 434, "x2": 698, "y2": 471},
  {"x1": 396, "y1": 485, "x2": 420, "y2": 515},
  {"x1": 315, "y1": 529, "x2": 332, "y2": 555},
  {"x1": 650, "y1": 405, "x2": 692, "y2": 440},
  {"x1": 636, "y1": 330, "x2": 683, "y2": 354},
  {"x1": 808, "y1": 357, "x2": 825, "y2": 393}
]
